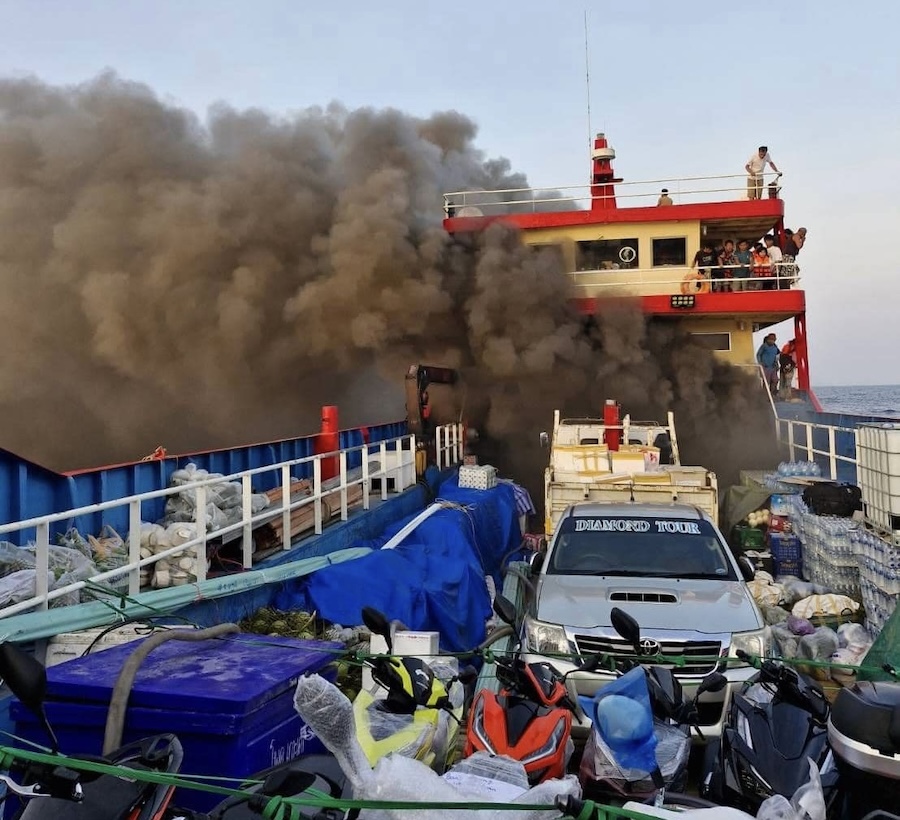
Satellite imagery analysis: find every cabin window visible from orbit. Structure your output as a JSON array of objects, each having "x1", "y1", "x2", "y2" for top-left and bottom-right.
[
  {"x1": 576, "y1": 239, "x2": 639, "y2": 271},
  {"x1": 529, "y1": 243, "x2": 565, "y2": 270},
  {"x1": 652, "y1": 238, "x2": 687, "y2": 267},
  {"x1": 691, "y1": 332, "x2": 732, "y2": 352}
]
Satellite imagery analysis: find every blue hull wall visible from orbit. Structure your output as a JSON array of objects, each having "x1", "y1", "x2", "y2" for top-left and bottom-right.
[{"x1": 0, "y1": 421, "x2": 407, "y2": 544}]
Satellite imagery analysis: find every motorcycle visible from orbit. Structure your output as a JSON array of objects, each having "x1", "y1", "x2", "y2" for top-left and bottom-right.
[
  {"x1": 702, "y1": 649, "x2": 837, "y2": 813},
  {"x1": 352, "y1": 606, "x2": 474, "y2": 773},
  {"x1": 167, "y1": 755, "x2": 351, "y2": 820},
  {"x1": 0, "y1": 641, "x2": 184, "y2": 820},
  {"x1": 292, "y1": 669, "x2": 582, "y2": 820},
  {"x1": 577, "y1": 607, "x2": 727, "y2": 805},
  {"x1": 464, "y1": 594, "x2": 602, "y2": 784}
]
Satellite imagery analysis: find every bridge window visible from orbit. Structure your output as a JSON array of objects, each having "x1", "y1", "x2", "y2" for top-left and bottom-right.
[
  {"x1": 576, "y1": 239, "x2": 639, "y2": 271},
  {"x1": 691, "y1": 332, "x2": 732, "y2": 351},
  {"x1": 529, "y1": 243, "x2": 565, "y2": 270},
  {"x1": 652, "y1": 238, "x2": 687, "y2": 267}
]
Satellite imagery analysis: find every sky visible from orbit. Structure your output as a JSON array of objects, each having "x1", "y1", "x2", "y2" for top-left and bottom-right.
[{"x1": 1, "y1": 0, "x2": 898, "y2": 386}]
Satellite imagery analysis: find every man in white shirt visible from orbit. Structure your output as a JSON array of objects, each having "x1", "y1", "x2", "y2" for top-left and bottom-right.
[
  {"x1": 764, "y1": 234, "x2": 784, "y2": 288},
  {"x1": 745, "y1": 146, "x2": 780, "y2": 200}
]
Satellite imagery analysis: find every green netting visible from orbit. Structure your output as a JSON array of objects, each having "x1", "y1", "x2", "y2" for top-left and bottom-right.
[{"x1": 859, "y1": 603, "x2": 900, "y2": 681}]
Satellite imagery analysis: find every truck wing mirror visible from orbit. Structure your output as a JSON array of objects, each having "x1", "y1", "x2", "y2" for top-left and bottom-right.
[
  {"x1": 539, "y1": 431, "x2": 549, "y2": 448},
  {"x1": 738, "y1": 556, "x2": 757, "y2": 582},
  {"x1": 528, "y1": 551, "x2": 545, "y2": 575},
  {"x1": 492, "y1": 594, "x2": 519, "y2": 628},
  {"x1": 610, "y1": 607, "x2": 642, "y2": 653}
]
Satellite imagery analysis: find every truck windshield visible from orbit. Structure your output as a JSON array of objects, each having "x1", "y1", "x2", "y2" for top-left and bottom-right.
[{"x1": 547, "y1": 516, "x2": 736, "y2": 580}]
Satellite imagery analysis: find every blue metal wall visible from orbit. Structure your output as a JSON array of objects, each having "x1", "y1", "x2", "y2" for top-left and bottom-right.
[{"x1": 0, "y1": 421, "x2": 408, "y2": 543}]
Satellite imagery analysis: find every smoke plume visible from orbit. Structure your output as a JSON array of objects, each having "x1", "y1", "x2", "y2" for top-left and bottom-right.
[{"x1": 0, "y1": 72, "x2": 778, "y2": 493}]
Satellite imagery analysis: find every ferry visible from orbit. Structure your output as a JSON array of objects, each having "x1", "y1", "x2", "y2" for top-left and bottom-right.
[
  {"x1": 0, "y1": 132, "x2": 899, "y2": 806},
  {"x1": 0, "y1": 132, "x2": 897, "y2": 642}
]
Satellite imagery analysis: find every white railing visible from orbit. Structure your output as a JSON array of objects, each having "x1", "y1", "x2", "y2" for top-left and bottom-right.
[
  {"x1": 436, "y1": 423, "x2": 465, "y2": 470},
  {"x1": 443, "y1": 172, "x2": 784, "y2": 214},
  {"x1": 777, "y1": 418, "x2": 858, "y2": 482},
  {"x1": 569, "y1": 263, "x2": 800, "y2": 296},
  {"x1": 0, "y1": 434, "x2": 420, "y2": 618}
]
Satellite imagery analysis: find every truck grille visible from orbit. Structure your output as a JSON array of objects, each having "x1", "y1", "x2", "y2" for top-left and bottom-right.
[{"x1": 574, "y1": 634, "x2": 723, "y2": 677}]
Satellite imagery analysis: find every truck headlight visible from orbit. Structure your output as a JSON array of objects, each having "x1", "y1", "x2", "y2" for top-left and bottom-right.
[
  {"x1": 524, "y1": 617, "x2": 572, "y2": 657},
  {"x1": 729, "y1": 627, "x2": 772, "y2": 663}
]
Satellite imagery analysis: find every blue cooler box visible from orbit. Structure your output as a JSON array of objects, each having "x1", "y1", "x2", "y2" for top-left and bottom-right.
[{"x1": 10, "y1": 634, "x2": 341, "y2": 812}]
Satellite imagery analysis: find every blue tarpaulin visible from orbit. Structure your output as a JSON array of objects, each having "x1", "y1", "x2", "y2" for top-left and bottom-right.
[{"x1": 274, "y1": 476, "x2": 521, "y2": 652}]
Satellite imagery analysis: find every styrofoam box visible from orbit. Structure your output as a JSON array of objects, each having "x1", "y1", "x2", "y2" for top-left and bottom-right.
[
  {"x1": 459, "y1": 464, "x2": 498, "y2": 490},
  {"x1": 371, "y1": 449, "x2": 415, "y2": 490},
  {"x1": 362, "y1": 631, "x2": 441, "y2": 695},
  {"x1": 45, "y1": 625, "x2": 194, "y2": 667},
  {"x1": 609, "y1": 450, "x2": 646, "y2": 473}
]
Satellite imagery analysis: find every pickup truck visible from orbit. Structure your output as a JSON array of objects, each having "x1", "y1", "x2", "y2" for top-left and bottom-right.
[{"x1": 522, "y1": 500, "x2": 770, "y2": 739}]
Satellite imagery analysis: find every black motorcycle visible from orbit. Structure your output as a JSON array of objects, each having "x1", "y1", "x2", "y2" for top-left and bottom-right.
[{"x1": 702, "y1": 650, "x2": 838, "y2": 812}]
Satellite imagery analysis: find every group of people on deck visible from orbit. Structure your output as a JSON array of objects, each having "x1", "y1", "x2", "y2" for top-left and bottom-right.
[
  {"x1": 690, "y1": 227, "x2": 806, "y2": 292},
  {"x1": 756, "y1": 334, "x2": 798, "y2": 399}
]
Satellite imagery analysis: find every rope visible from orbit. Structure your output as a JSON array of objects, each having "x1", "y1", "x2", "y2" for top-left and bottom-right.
[{"x1": 0, "y1": 744, "x2": 559, "y2": 815}]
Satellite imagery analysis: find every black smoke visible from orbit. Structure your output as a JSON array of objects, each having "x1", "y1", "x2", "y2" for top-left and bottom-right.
[{"x1": 0, "y1": 72, "x2": 778, "y2": 494}]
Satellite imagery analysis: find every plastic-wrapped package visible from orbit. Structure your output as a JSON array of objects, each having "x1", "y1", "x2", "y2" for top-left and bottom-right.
[
  {"x1": 760, "y1": 604, "x2": 790, "y2": 625},
  {"x1": 771, "y1": 624, "x2": 799, "y2": 658},
  {"x1": 786, "y1": 615, "x2": 816, "y2": 636},
  {"x1": 792, "y1": 594, "x2": 860, "y2": 620},
  {"x1": 781, "y1": 579, "x2": 822, "y2": 606},
  {"x1": 837, "y1": 622, "x2": 870, "y2": 650},
  {"x1": 757, "y1": 759, "x2": 826, "y2": 820},
  {"x1": 0, "y1": 569, "x2": 54, "y2": 608},
  {"x1": 579, "y1": 719, "x2": 690, "y2": 794},
  {"x1": 798, "y1": 628, "x2": 840, "y2": 668},
  {"x1": 293, "y1": 674, "x2": 580, "y2": 820},
  {"x1": 748, "y1": 579, "x2": 786, "y2": 607}
]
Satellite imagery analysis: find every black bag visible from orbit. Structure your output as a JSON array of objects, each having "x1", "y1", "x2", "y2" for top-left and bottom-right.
[{"x1": 802, "y1": 483, "x2": 862, "y2": 518}]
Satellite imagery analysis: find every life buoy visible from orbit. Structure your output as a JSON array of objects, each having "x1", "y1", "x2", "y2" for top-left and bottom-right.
[{"x1": 681, "y1": 272, "x2": 710, "y2": 294}]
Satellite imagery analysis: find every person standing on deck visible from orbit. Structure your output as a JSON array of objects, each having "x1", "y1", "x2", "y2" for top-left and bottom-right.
[
  {"x1": 745, "y1": 146, "x2": 780, "y2": 200},
  {"x1": 764, "y1": 235, "x2": 784, "y2": 288},
  {"x1": 756, "y1": 333, "x2": 780, "y2": 394},
  {"x1": 779, "y1": 340, "x2": 797, "y2": 400}
]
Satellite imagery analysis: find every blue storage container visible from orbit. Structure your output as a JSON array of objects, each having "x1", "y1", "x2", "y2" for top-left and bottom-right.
[{"x1": 9, "y1": 634, "x2": 341, "y2": 812}]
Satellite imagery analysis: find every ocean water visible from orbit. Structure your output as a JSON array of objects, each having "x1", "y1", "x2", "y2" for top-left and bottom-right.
[{"x1": 814, "y1": 385, "x2": 900, "y2": 419}]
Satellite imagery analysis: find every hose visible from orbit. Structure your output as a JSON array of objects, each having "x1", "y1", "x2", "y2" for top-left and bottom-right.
[{"x1": 102, "y1": 623, "x2": 239, "y2": 754}]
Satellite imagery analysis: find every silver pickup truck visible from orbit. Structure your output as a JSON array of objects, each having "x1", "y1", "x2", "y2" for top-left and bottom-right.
[{"x1": 522, "y1": 501, "x2": 770, "y2": 738}]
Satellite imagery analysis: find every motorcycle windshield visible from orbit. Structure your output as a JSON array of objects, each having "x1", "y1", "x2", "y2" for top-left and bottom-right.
[{"x1": 747, "y1": 700, "x2": 827, "y2": 797}]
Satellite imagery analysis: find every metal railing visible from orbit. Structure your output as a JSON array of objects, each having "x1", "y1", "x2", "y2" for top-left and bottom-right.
[
  {"x1": 569, "y1": 263, "x2": 800, "y2": 295},
  {"x1": 777, "y1": 417, "x2": 858, "y2": 483},
  {"x1": 436, "y1": 424, "x2": 465, "y2": 470},
  {"x1": 443, "y1": 171, "x2": 784, "y2": 214},
  {"x1": 0, "y1": 431, "x2": 449, "y2": 618}
]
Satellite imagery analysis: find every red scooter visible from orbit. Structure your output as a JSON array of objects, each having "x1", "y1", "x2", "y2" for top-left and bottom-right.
[{"x1": 464, "y1": 595, "x2": 599, "y2": 784}]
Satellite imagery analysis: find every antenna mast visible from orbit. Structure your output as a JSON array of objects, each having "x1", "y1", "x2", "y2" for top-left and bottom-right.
[{"x1": 584, "y1": 9, "x2": 592, "y2": 183}]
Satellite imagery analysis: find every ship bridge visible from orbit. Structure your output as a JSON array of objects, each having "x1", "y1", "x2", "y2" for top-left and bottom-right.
[{"x1": 442, "y1": 133, "x2": 809, "y2": 392}]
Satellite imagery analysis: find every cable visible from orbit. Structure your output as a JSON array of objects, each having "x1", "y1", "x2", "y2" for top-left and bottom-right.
[{"x1": 102, "y1": 623, "x2": 239, "y2": 755}]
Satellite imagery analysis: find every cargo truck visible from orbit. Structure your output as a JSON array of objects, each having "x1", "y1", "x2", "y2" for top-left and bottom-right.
[{"x1": 542, "y1": 400, "x2": 719, "y2": 536}]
